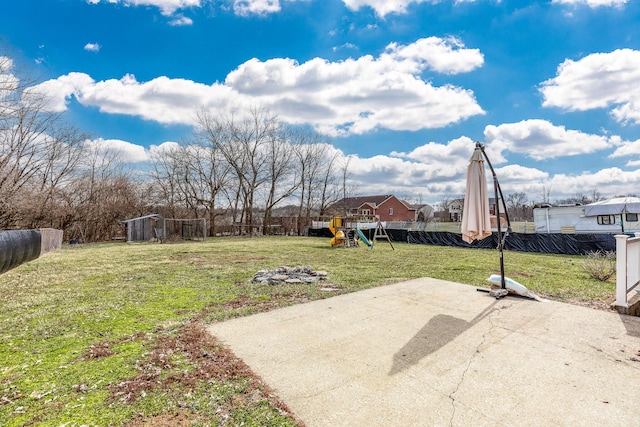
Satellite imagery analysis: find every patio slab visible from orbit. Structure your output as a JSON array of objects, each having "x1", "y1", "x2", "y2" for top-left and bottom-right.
[{"x1": 207, "y1": 278, "x2": 640, "y2": 426}]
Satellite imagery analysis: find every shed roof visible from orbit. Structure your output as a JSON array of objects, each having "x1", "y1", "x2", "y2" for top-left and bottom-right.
[{"x1": 122, "y1": 214, "x2": 162, "y2": 223}]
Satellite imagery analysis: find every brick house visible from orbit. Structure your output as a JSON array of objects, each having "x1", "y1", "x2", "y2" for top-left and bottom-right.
[{"x1": 325, "y1": 195, "x2": 416, "y2": 222}]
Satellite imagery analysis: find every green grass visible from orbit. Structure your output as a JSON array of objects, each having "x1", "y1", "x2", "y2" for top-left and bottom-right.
[{"x1": 0, "y1": 236, "x2": 615, "y2": 425}]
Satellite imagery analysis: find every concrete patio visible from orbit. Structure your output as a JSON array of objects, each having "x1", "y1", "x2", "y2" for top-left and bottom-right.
[{"x1": 207, "y1": 278, "x2": 640, "y2": 426}]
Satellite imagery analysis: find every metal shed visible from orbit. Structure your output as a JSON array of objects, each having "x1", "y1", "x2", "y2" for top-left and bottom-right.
[{"x1": 122, "y1": 214, "x2": 163, "y2": 242}]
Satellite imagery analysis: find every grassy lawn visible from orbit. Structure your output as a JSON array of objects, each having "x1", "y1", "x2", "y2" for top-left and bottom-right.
[{"x1": 0, "y1": 236, "x2": 615, "y2": 426}]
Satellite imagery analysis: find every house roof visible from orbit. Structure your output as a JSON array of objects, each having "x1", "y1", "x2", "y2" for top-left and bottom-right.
[
  {"x1": 328, "y1": 195, "x2": 415, "y2": 211},
  {"x1": 327, "y1": 195, "x2": 391, "y2": 211},
  {"x1": 358, "y1": 201, "x2": 378, "y2": 210}
]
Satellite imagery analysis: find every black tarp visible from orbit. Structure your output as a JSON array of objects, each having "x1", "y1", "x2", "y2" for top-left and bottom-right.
[
  {"x1": 307, "y1": 228, "x2": 333, "y2": 238},
  {"x1": 407, "y1": 231, "x2": 616, "y2": 255},
  {"x1": 308, "y1": 227, "x2": 617, "y2": 255},
  {"x1": 0, "y1": 230, "x2": 42, "y2": 275}
]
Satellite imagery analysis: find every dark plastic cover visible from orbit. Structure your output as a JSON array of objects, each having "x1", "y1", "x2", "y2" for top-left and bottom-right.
[
  {"x1": 309, "y1": 227, "x2": 617, "y2": 255},
  {"x1": 0, "y1": 230, "x2": 42, "y2": 275}
]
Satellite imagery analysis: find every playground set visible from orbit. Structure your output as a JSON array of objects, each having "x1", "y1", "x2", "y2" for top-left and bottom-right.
[{"x1": 328, "y1": 216, "x2": 394, "y2": 250}]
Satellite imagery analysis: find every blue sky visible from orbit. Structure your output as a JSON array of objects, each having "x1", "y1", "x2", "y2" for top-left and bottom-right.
[{"x1": 2, "y1": 0, "x2": 640, "y2": 205}]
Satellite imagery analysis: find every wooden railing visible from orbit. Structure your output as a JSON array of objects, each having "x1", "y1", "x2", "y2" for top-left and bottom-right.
[{"x1": 614, "y1": 233, "x2": 640, "y2": 308}]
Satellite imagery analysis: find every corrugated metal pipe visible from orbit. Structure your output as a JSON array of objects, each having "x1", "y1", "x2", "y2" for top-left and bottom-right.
[{"x1": 0, "y1": 230, "x2": 43, "y2": 275}]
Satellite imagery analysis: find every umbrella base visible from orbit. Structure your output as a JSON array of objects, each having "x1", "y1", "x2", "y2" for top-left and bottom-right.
[
  {"x1": 476, "y1": 287, "x2": 509, "y2": 299},
  {"x1": 489, "y1": 288, "x2": 509, "y2": 299}
]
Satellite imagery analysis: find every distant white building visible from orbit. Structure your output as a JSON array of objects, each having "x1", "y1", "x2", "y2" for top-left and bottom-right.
[
  {"x1": 448, "y1": 199, "x2": 463, "y2": 221},
  {"x1": 534, "y1": 197, "x2": 640, "y2": 234}
]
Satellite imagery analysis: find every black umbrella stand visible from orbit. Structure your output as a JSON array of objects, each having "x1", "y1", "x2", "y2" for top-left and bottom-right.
[{"x1": 475, "y1": 142, "x2": 512, "y2": 298}]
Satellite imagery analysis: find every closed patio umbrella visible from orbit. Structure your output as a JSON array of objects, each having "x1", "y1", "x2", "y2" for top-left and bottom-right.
[
  {"x1": 463, "y1": 142, "x2": 512, "y2": 294},
  {"x1": 461, "y1": 147, "x2": 492, "y2": 244}
]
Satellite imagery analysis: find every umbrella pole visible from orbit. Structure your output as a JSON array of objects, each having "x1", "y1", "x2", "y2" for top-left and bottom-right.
[
  {"x1": 494, "y1": 173, "x2": 505, "y2": 289},
  {"x1": 476, "y1": 142, "x2": 512, "y2": 291}
]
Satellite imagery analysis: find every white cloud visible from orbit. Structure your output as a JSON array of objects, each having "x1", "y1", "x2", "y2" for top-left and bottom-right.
[
  {"x1": 346, "y1": 152, "x2": 468, "y2": 200},
  {"x1": 384, "y1": 36, "x2": 483, "y2": 75},
  {"x1": 86, "y1": 0, "x2": 202, "y2": 16},
  {"x1": 624, "y1": 159, "x2": 640, "y2": 167},
  {"x1": 552, "y1": 0, "x2": 628, "y2": 8},
  {"x1": 83, "y1": 0, "x2": 487, "y2": 18},
  {"x1": 495, "y1": 164, "x2": 549, "y2": 185},
  {"x1": 29, "y1": 37, "x2": 484, "y2": 136},
  {"x1": 540, "y1": 49, "x2": 640, "y2": 125},
  {"x1": 233, "y1": 0, "x2": 281, "y2": 16},
  {"x1": 84, "y1": 43, "x2": 101, "y2": 52},
  {"x1": 345, "y1": 138, "x2": 553, "y2": 203},
  {"x1": 0, "y1": 56, "x2": 19, "y2": 99},
  {"x1": 225, "y1": 37, "x2": 484, "y2": 134},
  {"x1": 28, "y1": 72, "x2": 238, "y2": 124},
  {"x1": 148, "y1": 141, "x2": 181, "y2": 159},
  {"x1": 25, "y1": 72, "x2": 96, "y2": 112},
  {"x1": 484, "y1": 119, "x2": 613, "y2": 162},
  {"x1": 341, "y1": 1, "x2": 482, "y2": 17},
  {"x1": 548, "y1": 167, "x2": 640, "y2": 199},
  {"x1": 342, "y1": 0, "x2": 434, "y2": 17},
  {"x1": 343, "y1": 150, "x2": 640, "y2": 204},
  {"x1": 0, "y1": 56, "x2": 14, "y2": 70},
  {"x1": 608, "y1": 138, "x2": 640, "y2": 159},
  {"x1": 85, "y1": 137, "x2": 150, "y2": 163},
  {"x1": 169, "y1": 14, "x2": 193, "y2": 25},
  {"x1": 391, "y1": 136, "x2": 475, "y2": 179},
  {"x1": 333, "y1": 42, "x2": 358, "y2": 52}
]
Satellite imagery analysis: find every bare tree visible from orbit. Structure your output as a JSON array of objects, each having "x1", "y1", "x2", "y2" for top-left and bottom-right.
[
  {"x1": 555, "y1": 192, "x2": 600, "y2": 205},
  {"x1": 182, "y1": 136, "x2": 232, "y2": 236},
  {"x1": 506, "y1": 191, "x2": 528, "y2": 221},
  {"x1": 591, "y1": 190, "x2": 604, "y2": 202},
  {"x1": 197, "y1": 107, "x2": 276, "y2": 235},
  {"x1": 262, "y1": 127, "x2": 299, "y2": 234},
  {"x1": 0, "y1": 53, "x2": 88, "y2": 230},
  {"x1": 292, "y1": 131, "x2": 340, "y2": 234},
  {"x1": 316, "y1": 149, "x2": 343, "y2": 216},
  {"x1": 22, "y1": 124, "x2": 87, "y2": 228},
  {"x1": 336, "y1": 154, "x2": 358, "y2": 211},
  {"x1": 438, "y1": 194, "x2": 453, "y2": 213},
  {"x1": 149, "y1": 143, "x2": 182, "y2": 219},
  {"x1": 538, "y1": 184, "x2": 552, "y2": 204},
  {"x1": 67, "y1": 143, "x2": 138, "y2": 241}
]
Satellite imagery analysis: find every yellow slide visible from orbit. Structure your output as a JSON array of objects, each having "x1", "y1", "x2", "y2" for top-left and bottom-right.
[{"x1": 329, "y1": 216, "x2": 345, "y2": 247}]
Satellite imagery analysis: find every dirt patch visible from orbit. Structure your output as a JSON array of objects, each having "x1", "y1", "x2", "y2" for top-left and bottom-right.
[
  {"x1": 113, "y1": 322, "x2": 303, "y2": 426},
  {"x1": 536, "y1": 292, "x2": 617, "y2": 312},
  {"x1": 111, "y1": 322, "x2": 248, "y2": 403},
  {"x1": 196, "y1": 291, "x2": 311, "y2": 321},
  {"x1": 218, "y1": 298, "x2": 280, "y2": 312},
  {"x1": 83, "y1": 341, "x2": 114, "y2": 359},
  {"x1": 567, "y1": 297, "x2": 617, "y2": 312},
  {"x1": 83, "y1": 332, "x2": 147, "y2": 360}
]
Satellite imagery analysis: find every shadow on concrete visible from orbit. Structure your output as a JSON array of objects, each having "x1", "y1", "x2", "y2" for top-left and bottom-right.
[
  {"x1": 619, "y1": 314, "x2": 640, "y2": 338},
  {"x1": 389, "y1": 301, "x2": 498, "y2": 375}
]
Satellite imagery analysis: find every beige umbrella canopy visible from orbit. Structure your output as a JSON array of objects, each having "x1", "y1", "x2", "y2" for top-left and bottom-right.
[
  {"x1": 463, "y1": 142, "x2": 512, "y2": 293},
  {"x1": 461, "y1": 147, "x2": 492, "y2": 244}
]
